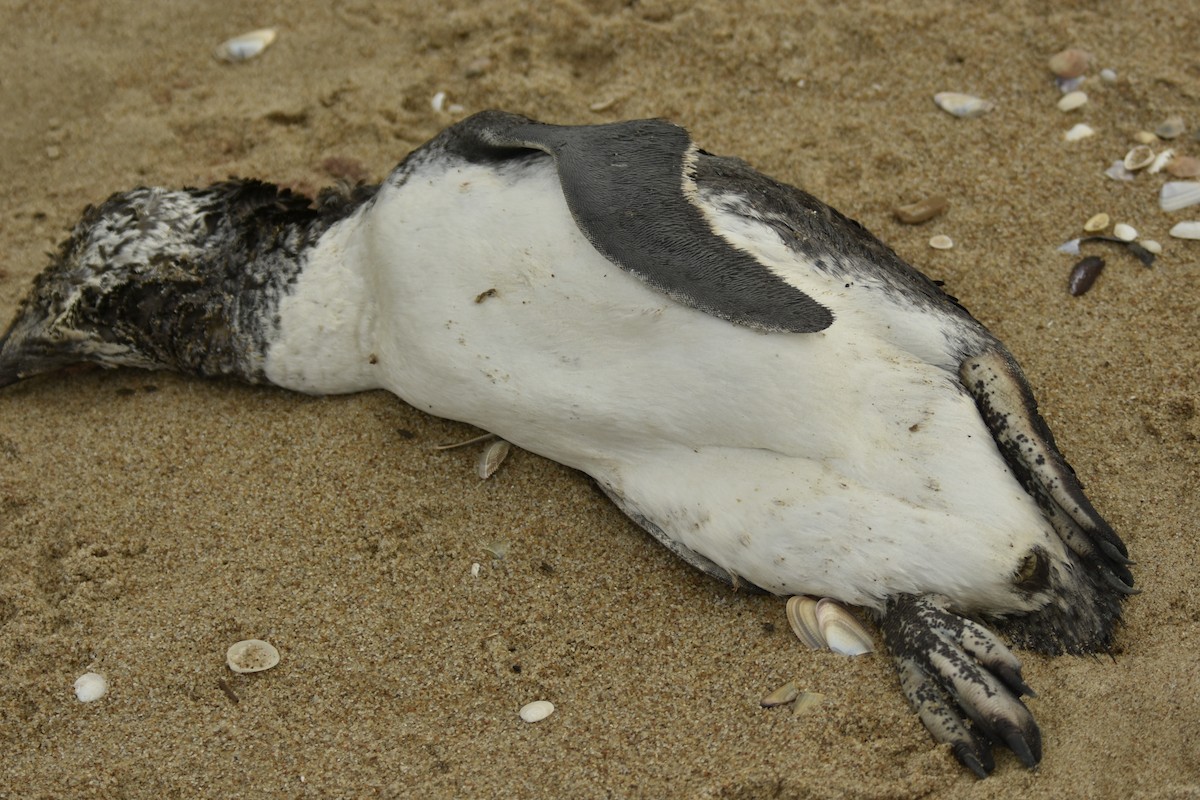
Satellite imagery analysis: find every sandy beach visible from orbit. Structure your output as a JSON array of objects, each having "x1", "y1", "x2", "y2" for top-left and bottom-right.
[{"x1": 1, "y1": 1, "x2": 1198, "y2": 797}]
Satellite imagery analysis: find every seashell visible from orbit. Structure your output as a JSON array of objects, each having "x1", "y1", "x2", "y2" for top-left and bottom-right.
[
  {"x1": 1155, "y1": 116, "x2": 1186, "y2": 140},
  {"x1": 1160, "y1": 182, "x2": 1200, "y2": 212},
  {"x1": 1054, "y1": 76, "x2": 1085, "y2": 94},
  {"x1": 431, "y1": 92, "x2": 447, "y2": 113},
  {"x1": 1068, "y1": 256, "x2": 1105, "y2": 296},
  {"x1": 815, "y1": 598, "x2": 874, "y2": 656},
  {"x1": 213, "y1": 28, "x2": 277, "y2": 63},
  {"x1": 933, "y1": 92, "x2": 994, "y2": 119},
  {"x1": 793, "y1": 691, "x2": 825, "y2": 716},
  {"x1": 760, "y1": 681, "x2": 800, "y2": 708},
  {"x1": 893, "y1": 195, "x2": 949, "y2": 225},
  {"x1": 483, "y1": 541, "x2": 510, "y2": 560},
  {"x1": 1057, "y1": 238, "x2": 1082, "y2": 255},
  {"x1": 1147, "y1": 149, "x2": 1175, "y2": 175},
  {"x1": 470, "y1": 561, "x2": 481, "y2": 578},
  {"x1": 1057, "y1": 91, "x2": 1088, "y2": 112},
  {"x1": 478, "y1": 439, "x2": 511, "y2": 479},
  {"x1": 519, "y1": 700, "x2": 555, "y2": 723},
  {"x1": 1122, "y1": 145, "x2": 1154, "y2": 171},
  {"x1": 1064, "y1": 123, "x2": 1095, "y2": 142},
  {"x1": 928, "y1": 234, "x2": 954, "y2": 250},
  {"x1": 785, "y1": 596, "x2": 823, "y2": 650},
  {"x1": 1048, "y1": 48, "x2": 1091, "y2": 79},
  {"x1": 1133, "y1": 130, "x2": 1159, "y2": 145},
  {"x1": 1166, "y1": 156, "x2": 1200, "y2": 179},
  {"x1": 74, "y1": 672, "x2": 108, "y2": 702},
  {"x1": 1099, "y1": 68, "x2": 1117, "y2": 83},
  {"x1": 1104, "y1": 160, "x2": 1134, "y2": 181},
  {"x1": 226, "y1": 639, "x2": 280, "y2": 674},
  {"x1": 1083, "y1": 212, "x2": 1110, "y2": 232},
  {"x1": 1169, "y1": 221, "x2": 1200, "y2": 240},
  {"x1": 433, "y1": 432, "x2": 496, "y2": 451},
  {"x1": 1112, "y1": 223, "x2": 1137, "y2": 242},
  {"x1": 1141, "y1": 240, "x2": 1163, "y2": 255}
]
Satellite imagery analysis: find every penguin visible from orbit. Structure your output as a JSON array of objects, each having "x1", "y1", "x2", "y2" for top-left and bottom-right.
[{"x1": 0, "y1": 110, "x2": 1134, "y2": 777}]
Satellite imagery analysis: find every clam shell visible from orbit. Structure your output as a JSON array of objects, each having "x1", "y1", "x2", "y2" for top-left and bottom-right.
[
  {"x1": 1133, "y1": 130, "x2": 1159, "y2": 145},
  {"x1": 214, "y1": 28, "x2": 277, "y2": 63},
  {"x1": 74, "y1": 672, "x2": 108, "y2": 702},
  {"x1": 478, "y1": 439, "x2": 511, "y2": 479},
  {"x1": 793, "y1": 691, "x2": 825, "y2": 716},
  {"x1": 1083, "y1": 212, "x2": 1110, "y2": 232},
  {"x1": 226, "y1": 639, "x2": 280, "y2": 674},
  {"x1": 1057, "y1": 91, "x2": 1088, "y2": 112},
  {"x1": 760, "y1": 681, "x2": 800, "y2": 708},
  {"x1": 1112, "y1": 223, "x2": 1138, "y2": 242},
  {"x1": 519, "y1": 700, "x2": 555, "y2": 723},
  {"x1": 1122, "y1": 145, "x2": 1155, "y2": 171},
  {"x1": 815, "y1": 599, "x2": 874, "y2": 656},
  {"x1": 928, "y1": 234, "x2": 954, "y2": 250},
  {"x1": 933, "y1": 92, "x2": 994, "y2": 119},
  {"x1": 1064, "y1": 123, "x2": 1095, "y2": 142},
  {"x1": 1160, "y1": 182, "x2": 1200, "y2": 212},
  {"x1": 785, "y1": 596, "x2": 823, "y2": 650},
  {"x1": 1169, "y1": 221, "x2": 1200, "y2": 240},
  {"x1": 1141, "y1": 240, "x2": 1163, "y2": 254}
]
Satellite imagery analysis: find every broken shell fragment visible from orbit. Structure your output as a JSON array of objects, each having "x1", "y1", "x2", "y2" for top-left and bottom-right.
[
  {"x1": 1105, "y1": 160, "x2": 1135, "y2": 181},
  {"x1": 226, "y1": 639, "x2": 280, "y2": 674},
  {"x1": 760, "y1": 681, "x2": 800, "y2": 708},
  {"x1": 1057, "y1": 91, "x2": 1088, "y2": 112},
  {"x1": 1133, "y1": 131, "x2": 1159, "y2": 145},
  {"x1": 519, "y1": 700, "x2": 555, "y2": 723},
  {"x1": 1148, "y1": 149, "x2": 1176, "y2": 175},
  {"x1": 793, "y1": 691, "x2": 825, "y2": 716},
  {"x1": 1141, "y1": 240, "x2": 1163, "y2": 254},
  {"x1": 1064, "y1": 124, "x2": 1095, "y2": 142},
  {"x1": 1169, "y1": 221, "x2": 1200, "y2": 240},
  {"x1": 74, "y1": 672, "x2": 108, "y2": 702},
  {"x1": 928, "y1": 234, "x2": 954, "y2": 250},
  {"x1": 893, "y1": 195, "x2": 949, "y2": 225},
  {"x1": 1112, "y1": 223, "x2": 1137, "y2": 242},
  {"x1": 1166, "y1": 155, "x2": 1200, "y2": 178},
  {"x1": 213, "y1": 28, "x2": 277, "y2": 63},
  {"x1": 1123, "y1": 145, "x2": 1155, "y2": 171},
  {"x1": 786, "y1": 596, "x2": 823, "y2": 650},
  {"x1": 933, "y1": 92, "x2": 994, "y2": 118},
  {"x1": 478, "y1": 439, "x2": 511, "y2": 479},
  {"x1": 1155, "y1": 116, "x2": 1186, "y2": 140},
  {"x1": 815, "y1": 599, "x2": 873, "y2": 655},
  {"x1": 1068, "y1": 256, "x2": 1105, "y2": 296},
  {"x1": 1160, "y1": 182, "x2": 1200, "y2": 212},
  {"x1": 1048, "y1": 48, "x2": 1091, "y2": 79},
  {"x1": 1083, "y1": 213, "x2": 1110, "y2": 232}
]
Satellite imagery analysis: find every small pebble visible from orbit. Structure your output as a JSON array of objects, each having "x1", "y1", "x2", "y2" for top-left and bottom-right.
[
  {"x1": 1133, "y1": 131, "x2": 1159, "y2": 145},
  {"x1": 214, "y1": 28, "x2": 277, "y2": 63},
  {"x1": 893, "y1": 195, "x2": 949, "y2": 225},
  {"x1": 1166, "y1": 156, "x2": 1200, "y2": 179},
  {"x1": 1068, "y1": 256, "x2": 1105, "y2": 296},
  {"x1": 1048, "y1": 48, "x2": 1091, "y2": 79},
  {"x1": 933, "y1": 92, "x2": 993, "y2": 118},
  {"x1": 1055, "y1": 76, "x2": 1085, "y2": 94},
  {"x1": 589, "y1": 97, "x2": 617, "y2": 112},
  {"x1": 1057, "y1": 91, "x2": 1088, "y2": 112},
  {"x1": 1169, "y1": 221, "x2": 1200, "y2": 240},
  {"x1": 45, "y1": 146, "x2": 61, "y2": 160},
  {"x1": 226, "y1": 639, "x2": 280, "y2": 674},
  {"x1": 519, "y1": 700, "x2": 555, "y2": 723},
  {"x1": 1099, "y1": 68, "x2": 1117, "y2": 83},
  {"x1": 1064, "y1": 123, "x2": 1095, "y2": 142},
  {"x1": 928, "y1": 234, "x2": 954, "y2": 250},
  {"x1": 464, "y1": 57, "x2": 492, "y2": 78},
  {"x1": 1155, "y1": 116, "x2": 1186, "y2": 140},
  {"x1": 1112, "y1": 223, "x2": 1137, "y2": 242},
  {"x1": 1141, "y1": 240, "x2": 1163, "y2": 255},
  {"x1": 74, "y1": 672, "x2": 108, "y2": 702},
  {"x1": 1083, "y1": 213, "x2": 1110, "y2": 232}
]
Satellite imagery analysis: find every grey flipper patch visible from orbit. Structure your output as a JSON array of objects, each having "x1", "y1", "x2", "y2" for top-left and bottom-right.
[{"x1": 439, "y1": 110, "x2": 833, "y2": 334}]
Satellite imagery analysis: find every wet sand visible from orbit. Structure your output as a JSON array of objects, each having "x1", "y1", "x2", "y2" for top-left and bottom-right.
[{"x1": 1, "y1": 1, "x2": 1198, "y2": 797}]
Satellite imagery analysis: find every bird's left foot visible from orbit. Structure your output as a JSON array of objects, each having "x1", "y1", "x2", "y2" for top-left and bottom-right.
[{"x1": 879, "y1": 593, "x2": 1041, "y2": 778}]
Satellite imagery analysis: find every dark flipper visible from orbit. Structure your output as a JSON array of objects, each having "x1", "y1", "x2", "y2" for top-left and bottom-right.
[
  {"x1": 881, "y1": 594, "x2": 1042, "y2": 777},
  {"x1": 438, "y1": 110, "x2": 833, "y2": 334}
]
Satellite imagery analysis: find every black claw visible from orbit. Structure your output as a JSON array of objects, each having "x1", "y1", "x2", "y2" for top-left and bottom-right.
[
  {"x1": 1101, "y1": 569, "x2": 1140, "y2": 595},
  {"x1": 1099, "y1": 539, "x2": 1134, "y2": 566},
  {"x1": 1001, "y1": 729, "x2": 1039, "y2": 769},
  {"x1": 953, "y1": 742, "x2": 993, "y2": 779},
  {"x1": 992, "y1": 663, "x2": 1037, "y2": 698}
]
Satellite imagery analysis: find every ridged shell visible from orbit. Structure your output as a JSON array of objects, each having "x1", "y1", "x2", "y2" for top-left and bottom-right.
[
  {"x1": 785, "y1": 596, "x2": 823, "y2": 650},
  {"x1": 1160, "y1": 182, "x2": 1200, "y2": 212},
  {"x1": 213, "y1": 28, "x2": 277, "y2": 63},
  {"x1": 1169, "y1": 221, "x2": 1200, "y2": 240},
  {"x1": 74, "y1": 672, "x2": 108, "y2": 702},
  {"x1": 478, "y1": 439, "x2": 511, "y2": 479},
  {"x1": 760, "y1": 681, "x2": 800, "y2": 708},
  {"x1": 933, "y1": 92, "x2": 994, "y2": 118},
  {"x1": 226, "y1": 639, "x2": 280, "y2": 674},
  {"x1": 815, "y1": 599, "x2": 874, "y2": 656}
]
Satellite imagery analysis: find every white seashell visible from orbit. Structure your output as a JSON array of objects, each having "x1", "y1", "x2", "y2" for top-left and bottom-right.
[
  {"x1": 1112, "y1": 223, "x2": 1137, "y2": 242},
  {"x1": 226, "y1": 639, "x2": 280, "y2": 674},
  {"x1": 1141, "y1": 240, "x2": 1163, "y2": 254},
  {"x1": 74, "y1": 672, "x2": 108, "y2": 702},
  {"x1": 933, "y1": 92, "x2": 994, "y2": 118},
  {"x1": 1169, "y1": 221, "x2": 1200, "y2": 240},
  {"x1": 1147, "y1": 149, "x2": 1175, "y2": 174},
  {"x1": 815, "y1": 598, "x2": 874, "y2": 656},
  {"x1": 433, "y1": 432, "x2": 496, "y2": 451},
  {"x1": 1083, "y1": 213, "x2": 1110, "y2": 232},
  {"x1": 1055, "y1": 76, "x2": 1085, "y2": 94},
  {"x1": 1057, "y1": 91, "x2": 1088, "y2": 112},
  {"x1": 213, "y1": 28, "x2": 277, "y2": 63},
  {"x1": 431, "y1": 92, "x2": 447, "y2": 113},
  {"x1": 1064, "y1": 123, "x2": 1095, "y2": 142},
  {"x1": 483, "y1": 541, "x2": 509, "y2": 560},
  {"x1": 1160, "y1": 182, "x2": 1200, "y2": 212},
  {"x1": 1104, "y1": 160, "x2": 1134, "y2": 181},
  {"x1": 1122, "y1": 145, "x2": 1155, "y2": 171},
  {"x1": 760, "y1": 681, "x2": 800, "y2": 708},
  {"x1": 1133, "y1": 130, "x2": 1159, "y2": 145},
  {"x1": 470, "y1": 562, "x2": 481, "y2": 578},
  {"x1": 519, "y1": 700, "x2": 555, "y2": 723},
  {"x1": 478, "y1": 439, "x2": 511, "y2": 479},
  {"x1": 1099, "y1": 68, "x2": 1117, "y2": 83},
  {"x1": 793, "y1": 691, "x2": 825, "y2": 716},
  {"x1": 1058, "y1": 238, "x2": 1082, "y2": 255},
  {"x1": 928, "y1": 234, "x2": 954, "y2": 250},
  {"x1": 785, "y1": 596, "x2": 823, "y2": 650}
]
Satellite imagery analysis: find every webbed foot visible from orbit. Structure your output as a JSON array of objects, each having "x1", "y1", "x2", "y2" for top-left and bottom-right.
[{"x1": 880, "y1": 593, "x2": 1041, "y2": 777}]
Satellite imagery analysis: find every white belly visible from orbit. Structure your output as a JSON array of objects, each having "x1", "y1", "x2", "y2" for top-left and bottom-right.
[{"x1": 311, "y1": 159, "x2": 1063, "y2": 612}]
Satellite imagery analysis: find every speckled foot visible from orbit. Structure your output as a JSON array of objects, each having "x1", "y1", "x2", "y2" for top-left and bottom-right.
[{"x1": 880, "y1": 593, "x2": 1042, "y2": 777}]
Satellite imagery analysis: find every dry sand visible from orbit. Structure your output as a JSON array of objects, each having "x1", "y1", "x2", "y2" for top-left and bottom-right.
[{"x1": 1, "y1": 1, "x2": 1198, "y2": 797}]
